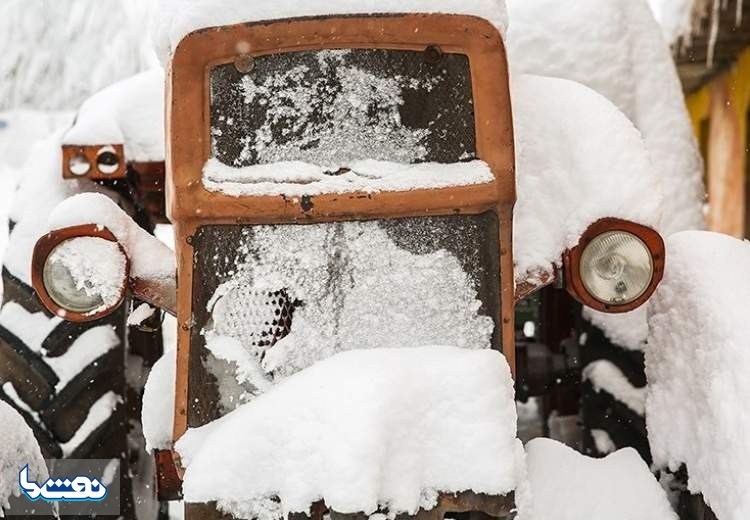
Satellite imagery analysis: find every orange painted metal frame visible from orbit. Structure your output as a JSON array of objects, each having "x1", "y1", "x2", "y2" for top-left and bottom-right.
[
  {"x1": 62, "y1": 144, "x2": 127, "y2": 180},
  {"x1": 31, "y1": 224, "x2": 129, "y2": 322},
  {"x1": 563, "y1": 218, "x2": 665, "y2": 313},
  {"x1": 167, "y1": 13, "x2": 516, "y2": 439}
]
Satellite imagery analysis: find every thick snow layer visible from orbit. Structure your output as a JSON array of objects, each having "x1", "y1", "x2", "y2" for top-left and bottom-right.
[
  {"x1": 512, "y1": 74, "x2": 661, "y2": 284},
  {"x1": 646, "y1": 231, "x2": 750, "y2": 520},
  {"x1": 62, "y1": 69, "x2": 165, "y2": 162},
  {"x1": 152, "y1": 0, "x2": 508, "y2": 62},
  {"x1": 47, "y1": 192, "x2": 175, "y2": 280},
  {"x1": 0, "y1": 401, "x2": 47, "y2": 516},
  {"x1": 4, "y1": 133, "x2": 111, "y2": 285},
  {"x1": 204, "y1": 159, "x2": 493, "y2": 197},
  {"x1": 521, "y1": 438, "x2": 677, "y2": 520},
  {"x1": 142, "y1": 347, "x2": 176, "y2": 452},
  {"x1": 177, "y1": 347, "x2": 523, "y2": 520},
  {"x1": 46, "y1": 237, "x2": 127, "y2": 316},
  {"x1": 127, "y1": 302, "x2": 156, "y2": 327},
  {"x1": 582, "y1": 360, "x2": 647, "y2": 415},
  {"x1": 0, "y1": 0, "x2": 157, "y2": 111},
  {"x1": 508, "y1": 0, "x2": 705, "y2": 350}
]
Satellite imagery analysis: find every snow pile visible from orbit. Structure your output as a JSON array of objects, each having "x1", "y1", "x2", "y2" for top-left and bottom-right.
[
  {"x1": 205, "y1": 159, "x2": 493, "y2": 197},
  {"x1": 522, "y1": 438, "x2": 677, "y2": 520},
  {"x1": 508, "y1": 0, "x2": 705, "y2": 349},
  {"x1": 127, "y1": 302, "x2": 156, "y2": 327},
  {"x1": 45, "y1": 237, "x2": 127, "y2": 315},
  {"x1": 177, "y1": 347, "x2": 523, "y2": 520},
  {"x1": 47, "y1": 193, "x2": 175, "y2": 281},
  {"x1": 0, "y1": 401, "x2": 47, "y2": 515},
  {"x1": 646, "y1": 230, "x2": 750, "y2": 519},
  {"x1": 62, "y1": 69, "x2": 165, "y2": 162},
  {"x1": 142, "y1": 347, "x2": 176, "y2": 452},
  {"x1": 512, "y1": 74, "x2": 661, "y2": 284},
  {"x1": 0, "y1": 0, "x2": 157, "y2": 111},
  {"x1": 152, "y1": 0, "x2": 508, "y2": 62}
]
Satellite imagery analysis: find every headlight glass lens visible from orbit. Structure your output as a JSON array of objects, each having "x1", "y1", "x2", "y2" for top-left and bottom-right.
[
  {"x1": 579, "y1": 231, "x2": 653, "y2": 305},
  {"x1": 68, "y1": 154, "x2": 91, "y2": 176},
  {"x1": 96, "y1": 146, "x2": 120, "y2": 175},
  {"x1": 42, "y1": 237, "x2": 127, "y2": 315}
]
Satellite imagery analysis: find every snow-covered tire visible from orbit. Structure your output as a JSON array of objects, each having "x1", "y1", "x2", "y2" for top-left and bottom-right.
[
  {"x1": 0, "y1": 263, "x2": 166, "y2": 518},
  {"x1": 579, "y1": 323, "x2": 651, "y2": 464}
]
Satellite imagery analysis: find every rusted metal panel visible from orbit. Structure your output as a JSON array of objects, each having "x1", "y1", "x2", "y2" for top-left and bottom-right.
[
  {"x1": 155, "y1": 449, "x2": 184, "y2": 501},
  {"x1": 61, "y1": 144, "x2": 127, "y2": 180}
]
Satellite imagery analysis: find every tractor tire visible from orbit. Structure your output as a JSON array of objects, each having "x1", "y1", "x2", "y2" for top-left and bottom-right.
[
  {"x1": 579, "y1": 321, "x2": 652, "y2": 464},
  {"x1": 0, "y1": 261, "x2": 167, "y2": 518}
]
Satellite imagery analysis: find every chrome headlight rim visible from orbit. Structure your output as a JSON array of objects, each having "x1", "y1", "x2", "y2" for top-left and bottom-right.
[
  {"x1": 564, "y1": 218, "x2": 664, "y2": 314},
  {"x1": 31, "y1": 224, "x2": 129, "y2": 323}
]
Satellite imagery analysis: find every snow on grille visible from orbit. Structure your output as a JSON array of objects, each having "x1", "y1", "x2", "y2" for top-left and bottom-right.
[{"x1": 200, "y1": 218, "x2": 497, "y2": 411}]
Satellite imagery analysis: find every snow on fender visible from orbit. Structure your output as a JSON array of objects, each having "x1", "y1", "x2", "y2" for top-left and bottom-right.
[{"x1": 646, "y1": 230, "x2": 750, "y2": 520}]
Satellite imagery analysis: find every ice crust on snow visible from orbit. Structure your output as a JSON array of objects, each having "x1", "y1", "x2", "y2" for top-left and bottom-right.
[
  {"x1": 177, "y1": 347, "x2": 524, "y2": 520},
  {"x1": 204, "y1": 159, "x2": 493, "y2": 197},
  {"x1": 152, "y1": 0, "x2": 508, "y2": 62},
  {"x1": 508, "y1": 0, "x2": 705, "y2": 350},
  {"x1": 62, "y1": 69, "x2": 165, "y2": 162},
  {"x1": 521, "y1": 438, "x2": 677, "y2": 520},
  {"x1": 511, "y1": 74, "x2": 661, "y2": 285},
  {"x1": 646, "y1": 231, "x2": 750, "y2": 520},
  {"x1": 0, "y1": 401, "x2": 47, "y2": 516},
  {"x1": 46, "y1": 236, "x2": 127, "y2": 316},
  {"x1": 47, "y1": 192, "x2": 175, "y2": 280}
]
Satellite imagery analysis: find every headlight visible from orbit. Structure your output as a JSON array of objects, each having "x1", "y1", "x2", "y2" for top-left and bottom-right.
[
  {"x1": 579, "y1": 231, "x2": 653, "y2": 305},
  {"x1": 96, "y1": 146, "x2": 120, "y2": 175},
  {"x1": 68, "y1": 154, "x2": 91, "y2": 176},
  {"x1": 32, "y1": 226, "x2": 129, "y2": 322},
  {"x1": 564, "y1": 219, "x2": 664, "y2": 313}
]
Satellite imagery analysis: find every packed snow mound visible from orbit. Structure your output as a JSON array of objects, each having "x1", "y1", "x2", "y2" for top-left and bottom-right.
[
  {"x1": 0, "y1": 0, "x2": 157, "y2": 111},
  {"x1": 176, "y1": 346, "x2": 524, "y2": 520},
  {"x1": 62, "y1": 69, "x2": 165, "y2": 162},
  {"x1": 0, "y1": 401, "x2": 47, "y2": 515},
  {"x1": 507, "y1": 0, "x2": 704, "y2": 237},
  {"x1": 152, "y1": 0, "x2": 508, "y2": 62},
  {"x1": 142, "y1": 347, "x2": 176, "y2": 452},
  {"x1": 512, "y1": 74, "x2": 661, "y2": 284},
  {"x1": 521, "y1": 438, "x2": 677, "y2": 520},
  {"x1": 47, "y1": 192, "x2": 175, "y2": 280},
  {"x1": 4, "y1": 133, "x2": 111, "y2": 285},
  {"x1": 646, "y1": 230, "x2": 750, "y2": 520}
]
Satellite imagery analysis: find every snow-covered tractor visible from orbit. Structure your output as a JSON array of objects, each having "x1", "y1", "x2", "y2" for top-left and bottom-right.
[
  {"x1": 17, "y1": 6, "x2": 681, "y2": 518},
  {"x1": 0, "y1": 70, "x2": 169, "y2": 518}
]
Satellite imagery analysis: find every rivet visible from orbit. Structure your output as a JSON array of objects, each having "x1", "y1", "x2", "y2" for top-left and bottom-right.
[
  {"x1": 234, "y1": 54, "x2": 255, "y2": 73},
  {"x1": 424, "y1": 45, "x2": 443, "y2": 65}
]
